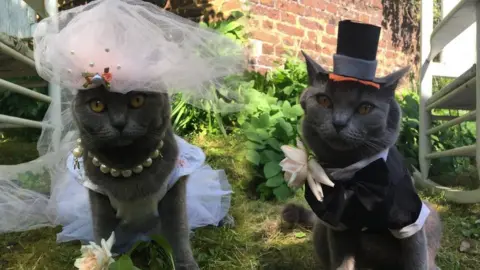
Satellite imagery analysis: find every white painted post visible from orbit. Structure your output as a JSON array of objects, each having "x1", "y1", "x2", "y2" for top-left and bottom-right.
[
  {"x1": 476, "y1": 1, "x2": 480, "y2": 186},
  {"x1": 419, "y1": 0, "x2": 434, "y2": 180},
  {"x1": 45, "y1": 0, "x2": 62, "y2": 152}
]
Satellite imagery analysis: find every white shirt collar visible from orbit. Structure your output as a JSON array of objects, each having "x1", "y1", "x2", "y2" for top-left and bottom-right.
[{"x1": 326, "y1": 148, "x2": 390, "y2": 180}]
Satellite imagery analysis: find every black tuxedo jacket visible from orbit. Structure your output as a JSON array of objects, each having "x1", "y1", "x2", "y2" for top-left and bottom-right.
[{"x1": 305, "y1": 147, "x2": 423, "y2": 232}]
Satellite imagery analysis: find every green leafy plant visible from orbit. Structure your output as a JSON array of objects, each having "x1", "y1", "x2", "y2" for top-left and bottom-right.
[
  {"x1": 241, "y1": 58, "x2": 307, "y2": 201},
  {"x1": 109, "y1": 235, "x2": 175, "y2": 270},
  {"x1": 171, "y1": 12, "x2": 248, "y2": 137},
  {"x1": 0, "y1": 79, "x2": 49, "y2": 142},
  {"x1": 15, "y1": 170, "x2": 50, "y2": 195},
  {"x1": 460, "y1": 218, "x2": 480, "y2": 239},
  {"x1": 200, "y1": 11, "x2": 248, "y2": 44}
]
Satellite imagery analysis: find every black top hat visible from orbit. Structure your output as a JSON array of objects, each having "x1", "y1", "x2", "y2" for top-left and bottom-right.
[{"x1": 303, "y1": 20, "x2": 385, "y2": 88}]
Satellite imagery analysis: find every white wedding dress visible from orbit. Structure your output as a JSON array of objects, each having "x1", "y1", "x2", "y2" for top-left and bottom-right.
[{"x1": 0, "y1": 135, "x2": 233, "y2": 244}]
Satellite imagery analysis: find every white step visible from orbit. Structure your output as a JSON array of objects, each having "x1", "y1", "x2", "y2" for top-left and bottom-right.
[
  {"x1": 429, "y1": 0, "x2": 479, "y2": 61},
  {"x1": 425, "y1": 65, "x2": 476, "y2": 110}
]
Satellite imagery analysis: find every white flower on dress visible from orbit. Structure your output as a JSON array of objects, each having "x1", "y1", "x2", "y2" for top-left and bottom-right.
[
  {"x1": 280, "y1": 138, "x2": 335, "y2": 201},
  {"x1": 74, "y1": 232, "x2": 116, "y2": 270}
]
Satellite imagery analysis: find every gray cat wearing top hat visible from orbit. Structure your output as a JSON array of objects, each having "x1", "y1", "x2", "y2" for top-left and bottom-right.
[{"x1": 282, "y1": 20, "x2": 442, "y2": 270}]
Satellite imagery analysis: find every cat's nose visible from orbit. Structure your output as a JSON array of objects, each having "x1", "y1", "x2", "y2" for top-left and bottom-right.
[
  {"x1": 112, "y1": 121, "x2": 126, "y2": 132},
  {"x1": 332, "y1": 122, "x2": 346, "y2": 133}
]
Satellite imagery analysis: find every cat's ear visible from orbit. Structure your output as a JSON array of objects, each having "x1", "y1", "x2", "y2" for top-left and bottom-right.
[
  {"x1": 302, "y1": 51, "x2": 329, "y2": 86},
  {"x1": 377, "y1": 66, "x2": 410, "y2": 97},
  {"x1": 378, "y1": 66, "x2": 410, "y2": 89}
]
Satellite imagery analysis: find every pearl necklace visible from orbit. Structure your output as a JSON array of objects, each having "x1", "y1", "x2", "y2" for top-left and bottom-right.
[{"x1": 72, "y1": 138, "x2": 164, "y2": 178}]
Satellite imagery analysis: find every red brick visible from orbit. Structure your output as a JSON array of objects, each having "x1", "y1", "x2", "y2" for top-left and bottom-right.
[
  {"x1": 263, "y1": 19, "x2": 275, "y2": 30},
  {"x1": 349, "y1": 13, "x2": 360, "y2": 22},
  {"x1": 322, "y1": 46, "x2": 334, "y2": 55},
  {"x1": 251, "y1": 30, "x2": 280, "y2": 44},
  {"x1": 275, "y1": 45, "x2": 286, "y2": 57},
  {"x1": 301, "y1": 40, "x2": 319, "y2": 51},
  {"x1": 304, "y1": 7, "x2": 315, "y2": 17},
  {"x1": 258, "y1": 55, "x2": 281, "y2": 67},
  {"x1": 263, "y1": 43, "x2": 274, "y2": 55},
  {"x1": 326, "y1": 24, "x2": 336, "y2": 35},
  {"x1": 370, "y1": 15, "x2": 382, "y2": 25},
  {"x1": 255, "y1": 66, "x2": 272, "y2": 74},
  {"x1": 303, "y1": 0, "x2": 326, "y2": 10},
  {"x1": 386, "y1": 40, "x2": 394, "y2": 51},
  {"x1": 379, "y1": 40, "x2": 387, "y2": 48},
  {"x1": 278, "y1": 0, "x2": 305, "y2": 15},
  {"x1": 300, "y1": 50, "x2": 320, "y2": 61},
  {"x1": 322, "y1": 35, "x2": 337, "y2": 46},
  {"x1": 326, "y1": 3, "x2": 337, "y2": 14},
  {"x1": 277, "y1": 23, "x2": 305, "y2": 37},
  {"x1": 251, "y1": 5, "x2": 280, "y2": 20},
  {"x1": 280, "y1": 11, "x2": 297, "y2": 25},
  {"x1": 299, "y1": 17, "x2": 323, "y2": 31},
  {"x1": 372, "y1": 0, "x2": 383, "y2": 9},
  {"x1": 249, "y1": 18, "x2": 260, "y2": 28},
  {"x1": 222, "y1": 0, "x2": 242, "y2": 11},
  {"x1": 328, "y1": 17, "x2": 337, "y2": 25},
  {"x1": 283, "y1": 36, "x2": 296, "y2": 46},
  {"x1": 320, "y1": 55, "x2": 333, "y2": 67},
  {"x1": 259, "y1": 0, "x2": 275, "y2": 7},
  {"x1": 307, "y1": 31, "x2": 317, "y2": 40},
  {"x1": 359, "y1": 14, "x2": 370, "y2": 23}
]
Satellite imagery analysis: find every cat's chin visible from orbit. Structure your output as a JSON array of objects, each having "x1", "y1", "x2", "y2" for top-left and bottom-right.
[
  {"x1": 94, "y1": 137, "x2": 137, "y2": 148},
  {"x1": 113, "y1": 139, "x2": 135, "y2": 147},
  {"x1": 322, "y1": 136, "x2": 359, "y2": 151}
]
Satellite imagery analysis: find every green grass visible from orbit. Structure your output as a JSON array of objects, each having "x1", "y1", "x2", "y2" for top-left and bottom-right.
[{"x1": 1, "y1": 134, "x2": 480, "y2": 269}]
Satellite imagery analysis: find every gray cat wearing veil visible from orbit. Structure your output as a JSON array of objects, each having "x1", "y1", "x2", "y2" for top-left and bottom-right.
[{"x1": 73, "y1": 88, "x2": 198, "y2": 270}]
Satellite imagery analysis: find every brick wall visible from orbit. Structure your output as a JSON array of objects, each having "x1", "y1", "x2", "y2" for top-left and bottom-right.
[{"x1": 247, "y1": 0, "x2": 418, "y2": 76}]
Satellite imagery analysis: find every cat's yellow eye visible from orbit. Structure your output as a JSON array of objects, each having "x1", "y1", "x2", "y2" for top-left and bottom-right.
[
  {"x1": 130, "y1": 95, "x2": 145, "y2": 109},
  {"x1": 358, "y1": 104, "x2": 373, "y2": 115},
  {"x1": 90, "y1": 100, "x2": 105, "y2": 113},
  {"x1": 317, "y1": 95, "x2": 332, "y2": 108}
]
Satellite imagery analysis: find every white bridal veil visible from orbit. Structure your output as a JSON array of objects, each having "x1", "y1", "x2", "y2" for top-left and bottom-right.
[{"x1": 0, "y1": 0, "x2": 246, "y2": 234}]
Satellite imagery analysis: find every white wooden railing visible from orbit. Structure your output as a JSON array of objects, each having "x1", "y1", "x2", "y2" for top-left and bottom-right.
[
  {"x1": 0, "y1": 0, "x2": 61, "y2": 150},
  {"x1": 415, "y1": 0, "x2": 480, "y2": 203}
]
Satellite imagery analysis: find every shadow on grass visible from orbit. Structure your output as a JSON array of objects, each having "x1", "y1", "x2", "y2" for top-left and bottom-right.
[{"x1": 257, "y1": 242, "x2": 320, "y2": 270}]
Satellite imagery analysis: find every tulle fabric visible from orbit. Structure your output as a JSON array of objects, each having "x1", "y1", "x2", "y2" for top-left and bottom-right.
[
  {"x1": 34, "y1": 0, "x2": 246, "y2": 113},
  {"x1": 0, "y1": 135, "x2": 232, "y2": 244}
]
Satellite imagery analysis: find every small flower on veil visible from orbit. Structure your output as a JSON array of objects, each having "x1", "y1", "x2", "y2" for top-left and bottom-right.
[
  {"x1": 279, "y1": 138, "x2": 335, "y2": 201},
  {"x1": 74, "y1": 232, "x2": 115, "y2": 270}
]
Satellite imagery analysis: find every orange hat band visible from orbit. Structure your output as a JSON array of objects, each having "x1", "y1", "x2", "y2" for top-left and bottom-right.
[{"x1": 329, "y1": 73, "x2": 380, "y2": 89}]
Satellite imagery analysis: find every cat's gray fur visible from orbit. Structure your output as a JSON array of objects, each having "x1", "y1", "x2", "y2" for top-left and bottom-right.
[
  {"x1": 72, "y1": 86, "x2": 198, "y2": 270},
  {"x1": 282, "y1": 54, "x2": 442, "y2": 270}
]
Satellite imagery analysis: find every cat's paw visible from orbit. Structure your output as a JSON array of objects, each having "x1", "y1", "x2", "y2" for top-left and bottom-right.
[
  {"x1": 218, "y1": 214, "x2": 235, "y2": 228},
  {"x1": 282, "y1": 203, "x2": 303, "y2": 224}
]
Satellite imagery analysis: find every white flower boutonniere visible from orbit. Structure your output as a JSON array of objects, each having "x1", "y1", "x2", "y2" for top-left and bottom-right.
[{"x1": 280, "y1": 138, "x2": 335, "y2": 201}]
